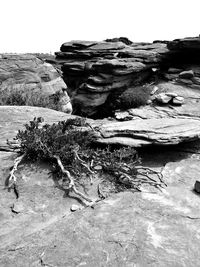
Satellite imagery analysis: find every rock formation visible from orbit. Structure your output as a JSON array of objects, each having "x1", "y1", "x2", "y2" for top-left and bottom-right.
[
  {"x1": 1, "y1": 37, "x2": 200, "y2": 267},
  {"x1": 55, "y1": 40, "x2": 168, "y2": 117},
  {"x1": 0, "y1": 54, "x2": 72, "y2": 113},
  {"x1": 55, "y1": 36, "x2": 200, "y2": 118}
]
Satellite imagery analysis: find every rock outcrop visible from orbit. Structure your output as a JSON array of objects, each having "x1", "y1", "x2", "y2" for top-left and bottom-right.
[
  {"x1": 55, "y1": 41, "x2": 169, "y2": 116},
  {"x1": 0, "y1": 54, "x2": 72, "y2": 113},
  {"x1": 55, "y1": 36, "x2": 200, "y2": 117},
  {"x1": 0, "y1": 106, "x2": 76, "y2": 151},
  {"x1": 1, "y1": 106, "x2": 200, "y2": 149}
]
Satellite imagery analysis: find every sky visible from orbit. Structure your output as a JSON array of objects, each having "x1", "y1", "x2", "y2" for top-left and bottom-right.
[{"x1": 1, "y1": 0, "x2": 200, "y2": 53}]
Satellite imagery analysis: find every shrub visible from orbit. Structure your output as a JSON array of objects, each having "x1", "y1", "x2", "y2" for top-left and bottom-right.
[
  {"x1": 0, "y1": 89, "x2": 60, "y2": 110},
  {"x1": 117, "y1": 86, "x2": 151, "y2": 110},
  {"x1": 7, "y1": 117, "x2": 165, "y2": 203}
]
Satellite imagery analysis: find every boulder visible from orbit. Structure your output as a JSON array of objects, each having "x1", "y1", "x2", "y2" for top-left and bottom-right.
[
  {"x1": 155, "y1": 93, "x2": 172, "y2": 104},
  {"x1": 179, "y1": 70, "x2": 194, "y2": 79},
  {"x1": 0, "y1": 54, "x2": 72, "y2": 113},
  {"x1": 172, "y1": 96, "x2": 184, "y2": 105},
  {"x1": 194, "y1": 180, "x2": 200, "y2": 193}
]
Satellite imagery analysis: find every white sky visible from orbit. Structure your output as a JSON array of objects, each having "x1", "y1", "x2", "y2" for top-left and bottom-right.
[{"x1": 1, "y1": 0, "x2": 200, "y2": 53}]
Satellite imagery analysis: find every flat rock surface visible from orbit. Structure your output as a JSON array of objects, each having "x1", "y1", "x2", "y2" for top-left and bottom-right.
[
  {"x1": 0, "y1": 106, "x2": 76, "y2": 150},
  {"x1": 92, "y1": 117, "x2": 200, "y2": 146},
  {"x1": 1, "y1": 105, "x2": 200, "y2": 149},
  {"x1": 1, "y1": 152, "x2": 200, "y2": 266},
  {"x1": 1, "y1": 105, "x2": 200, "y2": 266}
]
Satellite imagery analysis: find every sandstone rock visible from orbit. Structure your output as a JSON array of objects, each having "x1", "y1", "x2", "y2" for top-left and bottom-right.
[
  {"x1": 194, "y1": 180, "x2": 200, "y2": 193},
  {"x1": 177, "y1": 78, "x2": 194, "y2": 85},
  {"x1": 146, "y1": 99, "x2": 152, "y2": 105},
  {"x1": 0, "y1": 106, "x2": 76, "y2": 150},
  {"x1": 168, "y1": 36, "x2": 200, "y2": 51},
  {"x1": 150, "y1": 86, "x2": 159, "y2": 95},
  {"x1": 70, "y1": 204, "x2": 80, "y2": 212},
  {"x1": 2, "y1": 158, "x2": 200, "y2": 266},
  {"x1": 92, "y1": 117, "x2": 200, "y2": 146},
  {"x1": 191, "y1": 76, "x2": 200, "y2": 85},
  {"x1": 58, "y1": 89, "x2": 73, "y2": 114},
  {"x1": 165, "y1": 92, "x2": 178, "y2": 97},
  {"x1": 172, "y1": 96, "x2": 184, "y2": 105},
  {"x1": 1, "y1": 105, "x2": 200, "y2": 149},
  {"x1": 105, "y1": 37, "x2": 133, "y2": 45},
  {"x1": 155, "y1": 93, "x2": 172, "y2": 104},
  {"x1": 0, "y1": 54, "x2": 67, "y2": 106},
  {"x1": 168, "y1": 67, "x2": 183, "y2": 73},
  {"x1": 179, "y1": 70, "x2": 194, "y2": 79},
  {"x1": 56, "y1": 40, "x2": 169, "y2": 116}
]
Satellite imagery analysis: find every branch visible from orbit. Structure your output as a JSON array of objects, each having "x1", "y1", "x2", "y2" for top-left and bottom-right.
[
  {"x1": 54, "y1": 155, "x2": 93, "y2": 203},
  {"x1": 74, "y1": 150, "x2": 94, "y2": 174}
]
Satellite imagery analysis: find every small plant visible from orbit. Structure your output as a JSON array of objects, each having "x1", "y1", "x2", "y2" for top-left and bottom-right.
[
  {"x1": 0, "y1": 89, "x2": 60, "y2": 111},
  {"x1": 7, "y1": 117, "x2": 166, "y2": 204},
  {"x1": 116, "y1": 86, "x2": 151, "y2": 110}
]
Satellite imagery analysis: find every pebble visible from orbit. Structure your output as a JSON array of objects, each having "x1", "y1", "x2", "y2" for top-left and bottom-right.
[
  {"x1": 146, "y1": 99, "x2": 152, "y2": 105},
  {"x1": 194, "y1": 180, "x2": 200, "y2": 193},
  {"x1": 179, "y1": 70, "x2": 194, "y2": 79},
  {"x1": 156, "y1": 93, "x2": 172, "y2": 104},
  {"x1": 94, "y1": 165, "x2": 103, "y2": 170},
  {"x1": 70, "y1": 204, "x2": 80, "y2": 212},
  {"x1": 172, "y1": 96, "x2": 184, "y2": 105},
  {"x1": 150, "y1": 86, "x2": 159, "y2": 95}
]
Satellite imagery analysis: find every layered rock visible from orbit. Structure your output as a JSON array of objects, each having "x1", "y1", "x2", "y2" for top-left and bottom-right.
[
  {"x1": 1, "y1": 106, "x2": 200, "y2": 150},
  {"x1": 55, "y1": 41, "x2": 169, "y2": 116},
  {"x1": 0, "y1": 54, "x2": 72, "y2": 113}
]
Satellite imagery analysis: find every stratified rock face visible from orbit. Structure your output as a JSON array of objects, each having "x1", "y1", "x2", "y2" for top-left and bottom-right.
[
  {"x1": 91, "y1": 117, "x2": 200, "y2": 147},
  {"x1": 0, "y1": 54, "x2": 67, "y2": 103},
  {"x1": 2, "y1": 106, "x2": 200, "y2": 149},
  {"x1": 56, "y1": 41, "x2": 169, "y2": 116},
  {"x1": 168, "y1": 36, "x2": 200, "y2": 50},
  {"x1": 167, "y1": 36, "x2": 200, "y2": 64}
]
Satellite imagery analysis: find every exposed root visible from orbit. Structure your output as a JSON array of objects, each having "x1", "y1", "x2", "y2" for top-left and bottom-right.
[
  {"x1": 54, "y1": 155, "x2": 93, "y2": 203},
  {"x1": 74, "y1": 149, "x2": 94, "y2": 184},
  {"x1": 8, "y1": 154, "x2": 25, "y2": 189}
]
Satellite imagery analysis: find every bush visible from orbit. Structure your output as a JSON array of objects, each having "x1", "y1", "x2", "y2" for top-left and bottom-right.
[
  {"x1": 8, "y1": 117, "x2": 165, "y2": 202},
  {"x1": 117, "y1": 86, "x2": 151, "y2": 110},
  {"x1": 0, "y1": 89, "x2": 60, "y2": 110}
]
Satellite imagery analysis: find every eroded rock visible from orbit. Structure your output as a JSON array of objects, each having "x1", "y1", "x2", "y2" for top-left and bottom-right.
[{"x1": 0, "y1": 54, "x2": 72, "y2": 114}]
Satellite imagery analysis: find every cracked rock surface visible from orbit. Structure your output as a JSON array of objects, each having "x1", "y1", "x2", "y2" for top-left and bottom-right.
[
  {"x1": 1, "y1": 147, "x2": 200, "y2": 266},
  {"x1": 0, "y1": 106, "x2": 200, "y2": 266}
]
